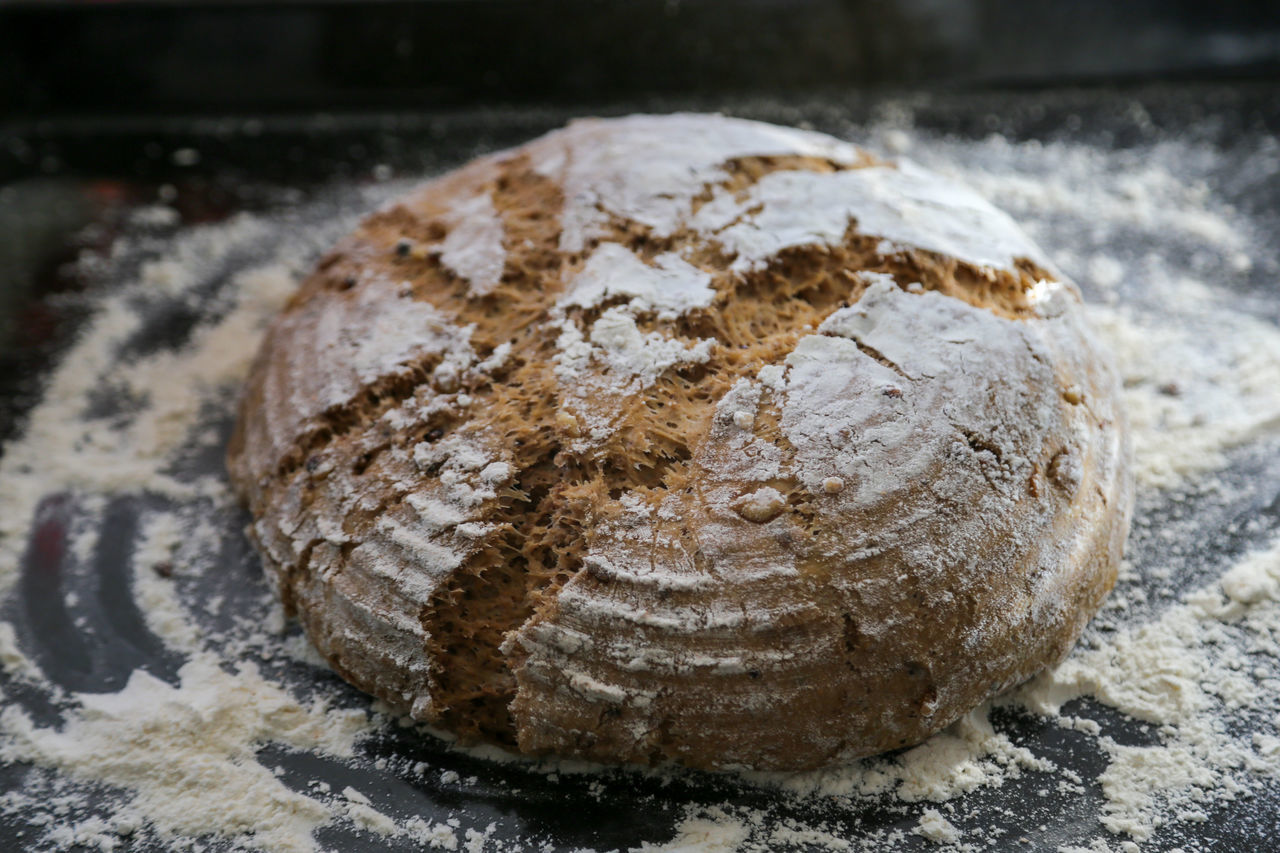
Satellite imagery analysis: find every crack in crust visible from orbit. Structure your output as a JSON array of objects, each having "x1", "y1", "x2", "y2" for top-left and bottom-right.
[{"x1": 228, "y1": 120, "x2": 1129, "y2": 770}]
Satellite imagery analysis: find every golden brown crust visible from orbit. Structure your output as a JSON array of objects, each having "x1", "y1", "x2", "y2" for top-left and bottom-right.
[{"x1": 227, "y1": 114, "x2": 1133, "y2": 771}]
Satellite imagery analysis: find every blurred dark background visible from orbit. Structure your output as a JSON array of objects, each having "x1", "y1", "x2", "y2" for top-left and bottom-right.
[{"x1": 1, "y1": 0, "x2": 1279, "y2": 120}]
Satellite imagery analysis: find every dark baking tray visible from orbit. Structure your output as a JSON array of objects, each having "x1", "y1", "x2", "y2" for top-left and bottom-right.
[{"x1": 3, "y1": 6, "x2": 1280, "y2": 847}]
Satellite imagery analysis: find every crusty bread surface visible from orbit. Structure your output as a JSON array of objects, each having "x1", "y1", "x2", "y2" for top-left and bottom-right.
[{"x1": 228, "y1": 114, "x2": 1133, "y2": 771}]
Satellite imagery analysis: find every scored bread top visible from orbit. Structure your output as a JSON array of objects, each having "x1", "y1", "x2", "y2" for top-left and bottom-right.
[{"x1": 228, "y1": 114, "x2": 1132, "y2": 771}]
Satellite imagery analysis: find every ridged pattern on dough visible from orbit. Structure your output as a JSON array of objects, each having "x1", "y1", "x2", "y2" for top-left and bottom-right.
[
  {"x1": 507, "y1": 279, "x2": 1128, "y2": 767},
  {"x1": 227, "y1": 114, "x2": 1132, "y2": 771}
]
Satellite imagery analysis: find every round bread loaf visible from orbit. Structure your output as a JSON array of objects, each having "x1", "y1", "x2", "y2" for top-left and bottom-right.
[{"x1": 228, "y1": 114, "x2": 1133, "y2": 771}]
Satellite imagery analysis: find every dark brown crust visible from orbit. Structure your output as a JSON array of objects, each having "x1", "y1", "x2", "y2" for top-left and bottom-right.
[{"x1": 227, "y1": 117, "x2": 1133, "y2": 771}]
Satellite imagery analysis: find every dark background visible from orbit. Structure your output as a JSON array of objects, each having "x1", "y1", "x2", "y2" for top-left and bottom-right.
[{"x1": 2, "y1": 0, "x2": 1280, "y2": 120}]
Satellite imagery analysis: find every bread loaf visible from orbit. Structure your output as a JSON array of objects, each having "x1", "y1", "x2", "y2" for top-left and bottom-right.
[{"x1": 227, "y1": 114, "x2": 1133, "y2": 771}]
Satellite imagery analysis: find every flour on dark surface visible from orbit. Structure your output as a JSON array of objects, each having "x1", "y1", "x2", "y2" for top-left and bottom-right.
[{"x1": 1, "y1": 100, "x2": 1279, "y2": 852}]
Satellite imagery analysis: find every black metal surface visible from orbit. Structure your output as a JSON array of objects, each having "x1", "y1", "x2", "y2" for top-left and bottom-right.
[{"x1": 2, "y1": 81, "x2": 1280, "y2": 850}]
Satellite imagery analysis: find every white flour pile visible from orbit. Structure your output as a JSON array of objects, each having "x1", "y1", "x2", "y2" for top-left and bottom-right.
[
  {"x1": 2, "y1": 658, "x2": 368, "y2": 853},
  {"x1": 2, "y1": 105, "x2": 1279, "y2": 852}
]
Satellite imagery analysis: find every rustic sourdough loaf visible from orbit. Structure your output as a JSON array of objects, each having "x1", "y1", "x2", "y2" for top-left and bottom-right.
[{"x1": 227, "y1": 114, "x2": 1133, "y2": 771}]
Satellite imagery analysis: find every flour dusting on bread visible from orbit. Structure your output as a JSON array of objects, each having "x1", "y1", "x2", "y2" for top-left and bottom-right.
[
  {"x1": 437, "y1": 190, "x2": 505, "y2": 295},
  {"x1": 226, "y1": 114, "x2": 1132, "y2": 771},
  {"x1": 6, "y1": 104, "x2": 1279, "y2": 852}
]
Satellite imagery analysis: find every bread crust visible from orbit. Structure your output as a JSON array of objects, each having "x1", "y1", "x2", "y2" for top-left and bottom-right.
[{"x1": 227, "y1": 114, "x2": 1133, "y2": 771}]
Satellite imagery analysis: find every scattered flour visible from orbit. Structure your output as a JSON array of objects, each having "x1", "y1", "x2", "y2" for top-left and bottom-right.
[
  {"x1": 130, "y1": 509, "x2": 203, "y2": 655},
  {"x1": 0, "y1": 621, "x2": 45, "y2": 687},
  {"x1": 631, "y1": 807, "x2": 751, "y2": 853},
  {"x1": 0, "y1": 657, "x2": 370, "y2": 853},
  {"x1": 2, "y1": 104, "x2": 1279, "y2": 852},
  {"x1": 913, "y1": 809, "x2": 961, "y2": 845},
  {"x1": 1087, "y1": 298, "x2": 1280, "y2": 490}
]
